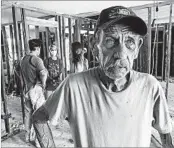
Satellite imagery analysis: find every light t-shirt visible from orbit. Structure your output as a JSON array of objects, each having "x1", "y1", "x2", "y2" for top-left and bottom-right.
[{"x1": 43, "y1": 67, "x2": 172, "y2": 147}]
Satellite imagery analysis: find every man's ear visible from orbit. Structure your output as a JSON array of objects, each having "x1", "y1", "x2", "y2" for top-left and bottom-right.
[
  {"x1": 134, "y1": 38, "x2": 143, "y2": 59},
  {"x1": 89, "y1": 36, "x2": 99, "y2": 57}
]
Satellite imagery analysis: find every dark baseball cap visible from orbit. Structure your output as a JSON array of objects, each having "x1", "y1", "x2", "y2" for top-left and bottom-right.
[{"x1": 95, "y1": 6, "x2": 147, "y2": 36}]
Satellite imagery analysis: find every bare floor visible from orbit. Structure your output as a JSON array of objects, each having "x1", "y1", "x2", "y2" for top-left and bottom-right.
[{"x1": 1, "y1": 81, "x2": 174, "y2": 147}]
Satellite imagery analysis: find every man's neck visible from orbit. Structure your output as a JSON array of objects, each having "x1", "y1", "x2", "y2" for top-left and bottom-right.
[
  {"x1": 30, "y1": 51, "x2": 37, "y2": 56},
  {"x1": 98, "y1": 68, "x2": 130, "y2": 92}
]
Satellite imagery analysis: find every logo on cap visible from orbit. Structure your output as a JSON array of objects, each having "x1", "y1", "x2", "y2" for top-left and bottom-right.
[{"x1": 109, "y1": 8, "x2": 131, "y2": 18}]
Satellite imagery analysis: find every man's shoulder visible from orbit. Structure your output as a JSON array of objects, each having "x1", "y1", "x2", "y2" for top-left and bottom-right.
[
  {"x1": 133, "y1": 70, "x2": 159, "y2": 86},
  {"x1": 68, "y1": 67, "x2": 97, "y2": 82}
]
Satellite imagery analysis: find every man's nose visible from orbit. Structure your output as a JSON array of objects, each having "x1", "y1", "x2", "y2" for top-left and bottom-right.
[{"x1": 113, "y1": 49, "x2": 127, "y2": 59}]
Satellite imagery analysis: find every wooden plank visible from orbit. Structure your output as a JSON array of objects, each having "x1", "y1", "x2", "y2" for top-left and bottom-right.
[
  {"x1": 62, "y1": 17, "x2": 67, "y2": 77},
  {"x1": 74, "y1": 19, "x2": 81, "y2": 42},
  {"x1": 9, "y1": 25, "x2": 15, "y2": 63},
  {"x1": 26, "y1": 16, "x2": 58, "y2": 28},
  {"x1": 18, "y1": 23, "x2": 23, "y2": 57},
  {"x1": 12, "y1": 2, "x2": 96, "y2": 23},
  {"x1": 55, "y1": 16, "x2": 61, "y2": 59},
  {"x1": 161, "y1": 27, "x2": 165, "y2": 81},
  {"x1": 35, "y1": 26, "x2": 40, "y2": 39},
  {"x1": 68, "y1": 18, "x2": 73, "y2": 71},
  {"x1": 12, "y1": 6, "x2": 20, "y2": 60},
  {"x1": 130, "y1": 1, "x2": 173, "y2": 10},
  {"x1": 165, "y1": 3, "x2": 173, "y2": 100},
  {"x1": 2, "y1": 26, "x2": 11, "y2": 84},
  {"x1": 1, "y1": 57, "x2": 10, "y2": 134},
  {"x1": 41, "y1": 32, "x2": 46, "y2": 60},
  {"x1": 155, "y1": 26, "x2": 159, "y2": 78},
  {"x1": 45, "y1": 27, "x2": 50, "y2": 58},
  {"x1": 87, "y1": 23, "x2": 91, "y2": 66},
  {"x1": 21, "y1": 8, "x2": 29, "y2": 55},
  {"x1": 58, "y1": 16, "x2": 63, "y2": 60},
  {"x1": 147, "y1": 7, "x2": 152, "y2": 74}
]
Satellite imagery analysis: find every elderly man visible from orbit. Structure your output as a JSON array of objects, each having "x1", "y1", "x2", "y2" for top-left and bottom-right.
[{"x1": 32, "y1": 6, "x2": 173, "y2": 148}]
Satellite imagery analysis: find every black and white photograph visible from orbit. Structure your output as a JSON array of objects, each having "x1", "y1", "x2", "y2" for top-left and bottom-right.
[{"x1": 1, "y1": 0, "x2": 174, "y2": 147}]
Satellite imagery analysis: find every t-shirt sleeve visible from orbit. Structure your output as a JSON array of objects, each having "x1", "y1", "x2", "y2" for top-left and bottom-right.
[
  {"x1": 152, "y1": 80, "x2": 172, "y2": 134},
  {"x1": 42, "y1": 78, "x2": 70, "y2": 125},
  {"x1": 33, "y1": 57, "x2": 46, "y2": 72}
]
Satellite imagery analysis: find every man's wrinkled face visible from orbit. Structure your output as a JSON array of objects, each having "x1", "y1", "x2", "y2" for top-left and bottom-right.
[{"x1": 95, "y1": 24, "x2": 143, "y2": 80}]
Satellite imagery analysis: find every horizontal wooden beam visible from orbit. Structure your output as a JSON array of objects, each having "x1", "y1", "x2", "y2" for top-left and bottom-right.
[
  {"x1": 130, "y1": 1, "x2": 173, "y2": 10},
  {"x1": 9, "y1": 2, "x2": 96, "y2": 22},
  {"x1": 26, "y1": 16, "x2": 58, "y2": 27}
]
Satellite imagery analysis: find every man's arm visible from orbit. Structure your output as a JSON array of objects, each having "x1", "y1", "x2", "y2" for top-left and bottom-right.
[
  {"x1": 160, "y1": 133, "x2": 174, "y2": 148},
  {"x1": 39, "y1": 69, "x2": 48, "y2": 89},
  {"x1": 32, "y1": 106, "x2": 56, "y2": 148}
]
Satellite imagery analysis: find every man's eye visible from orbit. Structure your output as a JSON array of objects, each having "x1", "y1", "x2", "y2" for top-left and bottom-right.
[
  {"x1": 104, "y1": 37, "x2": 119, "y2": 49},
  {"x1": 125, "y1": 39, "x2": 136, "y2": 51}
]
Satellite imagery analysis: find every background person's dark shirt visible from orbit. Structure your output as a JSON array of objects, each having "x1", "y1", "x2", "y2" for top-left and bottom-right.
[{"x1": 44, "y1": 57, "x2": 63, "y2": 91}]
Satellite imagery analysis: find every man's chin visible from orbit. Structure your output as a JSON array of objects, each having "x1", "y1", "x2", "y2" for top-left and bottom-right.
[{"x1": 104, "y1": 70, "x2": 129, "y2": 80}]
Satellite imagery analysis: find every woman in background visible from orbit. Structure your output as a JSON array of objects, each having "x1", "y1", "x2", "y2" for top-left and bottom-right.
[
  {"x1": 44, "y1": 44, "x2": 63, "y2": 99},
  {"x1": 70, "y1": 42, "x2": 88, "y2": 73}
]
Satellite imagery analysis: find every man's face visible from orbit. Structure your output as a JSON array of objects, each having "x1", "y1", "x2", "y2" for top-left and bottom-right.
[
  {"x1": 96, "y1": 24, "x2": 143, "y2": 80},
  {"x1": 36, "y1": 47, "x2": 41, "y2": 56}
]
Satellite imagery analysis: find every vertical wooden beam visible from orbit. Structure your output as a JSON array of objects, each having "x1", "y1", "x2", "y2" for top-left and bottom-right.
[
  {"x1": 12, "y1": 6, "x2": 20, "y2": 60},
  {"x1": 45, "y1": 27, "x2": 50, "y2": 58},
  {"x1": 21, "y1": 8, "x2": 29, "y2": 55},
  {"x1": 68, "y1": 18, "x2": 73, "y2": 71},
  {"x1": 58, "y1": 16, "x2": 65, "y2": 79},
  {"x1": 18, "y1": 23, "x2": 23, "y2": 57},
  {"x1": 161, "y1": 27, "x2": 165, "y2": 81},
  {"x1": 62, "y1": 17, "x2": 67, "y2": 77},
  {"x1": 155, "y1": 26, "x2": 159, "y2": 78},
  {"x1": 147, "y1": 7, "x2": 152, "y2": 74},
  {"x1": 41, "y1": 32, "x2": 46, "y2": 60},
  {"x1": 2, "y1": 26, "x2": 11, "y2": 84},
  {"x1": 35, "y1": 26, "x2": 40, "y2": 39},
  {"x1": 74, "y1": 19, "x2": 81, "y2": 42},
  {"x1": 165, "y1": 3, "x2": 173, "y2": 100},
  {"x1": 1, "y1": 58, "x2": 10, "y2": 134},
  {"x1": 55, "y1": 16, "x2": 61, "y2": 59},
  {"x1": 9, "y1": 25, "x2": 15, "y2": 63},
  {"x1": 87, "y1": 23, "x2": 91, "y2": 66}
]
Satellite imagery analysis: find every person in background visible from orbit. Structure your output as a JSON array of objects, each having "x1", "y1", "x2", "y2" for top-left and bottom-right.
[
  {"x1": 44, "y1": 44, "x2": 63, "y2": 99},
  {"x1": 20, "y1": 39, "x2": 54, "y2": 146},
  {"x1": 70, "y1": 42, "x2": 88, "y2": 73},
  {"x1": 32, "y1": 6, "x2": 173, "y2": 148}
]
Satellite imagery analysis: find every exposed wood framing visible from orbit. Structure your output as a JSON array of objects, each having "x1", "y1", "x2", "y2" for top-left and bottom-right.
[
  {"x1": 9, "y1": 25, "x2": 15, "y2": 64},
  {"x1": 55, "y1": 16, "x2": 61, "y2": 59},
  {"x1": 62, "y1": 17, "x2": 67, "y2": 77},
  {"x1": 9, "y1": 2, "x2": 96, "y2": 23},
  {"x1": 18, "y1": 23, "x2": 23, "y2": 57},
  {"x1": 2, "y1": 26, "x2": 11, "y2": 84},
  {"x1": 12, "y1": 6, "x2": 21, "y2": 60},
  {"x1": 155, "y1": 26, "x2": 159, "y2": 77},
  {"x1": 26, "y1": 17, "x2": 58, "y2": 27},
  {"x1": 1, "y1": 58, "x2": 10, "y2": 134},
  {"x1": 41, "y1": 32, "x2": 46, "y2": 60},
  {"x1": 74, "y1": 19, "x2": 81, "y2": 42},
  {"x1": 68, "y1": 18, "x2": 73, "y2": 71},
  {"x1": 21, "y1": 8, "x2": 29, "y2": 54},
  {"x1": 87, "y1": 23, "x2": 91, "y2": 65},
  {"x1": 165, "y1": 3, "x2": 173, "y2": 100},
  {"x1": 147, "y1": 7, "x2": 152, "y2": 74},
  {"x1": 35, "y1": 26, "x2": 40, "y2": 38},
  {"x1": 161, "y1": 27, "x2": 165, "y2": 81},
  {"x1": 45, "y1": 27, "x2": 50, "y2": 58}
]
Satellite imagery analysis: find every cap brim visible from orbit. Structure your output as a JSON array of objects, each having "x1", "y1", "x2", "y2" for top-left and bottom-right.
[{"x1": 104, "y1": 15, "x2": 147, "y2": 36}]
